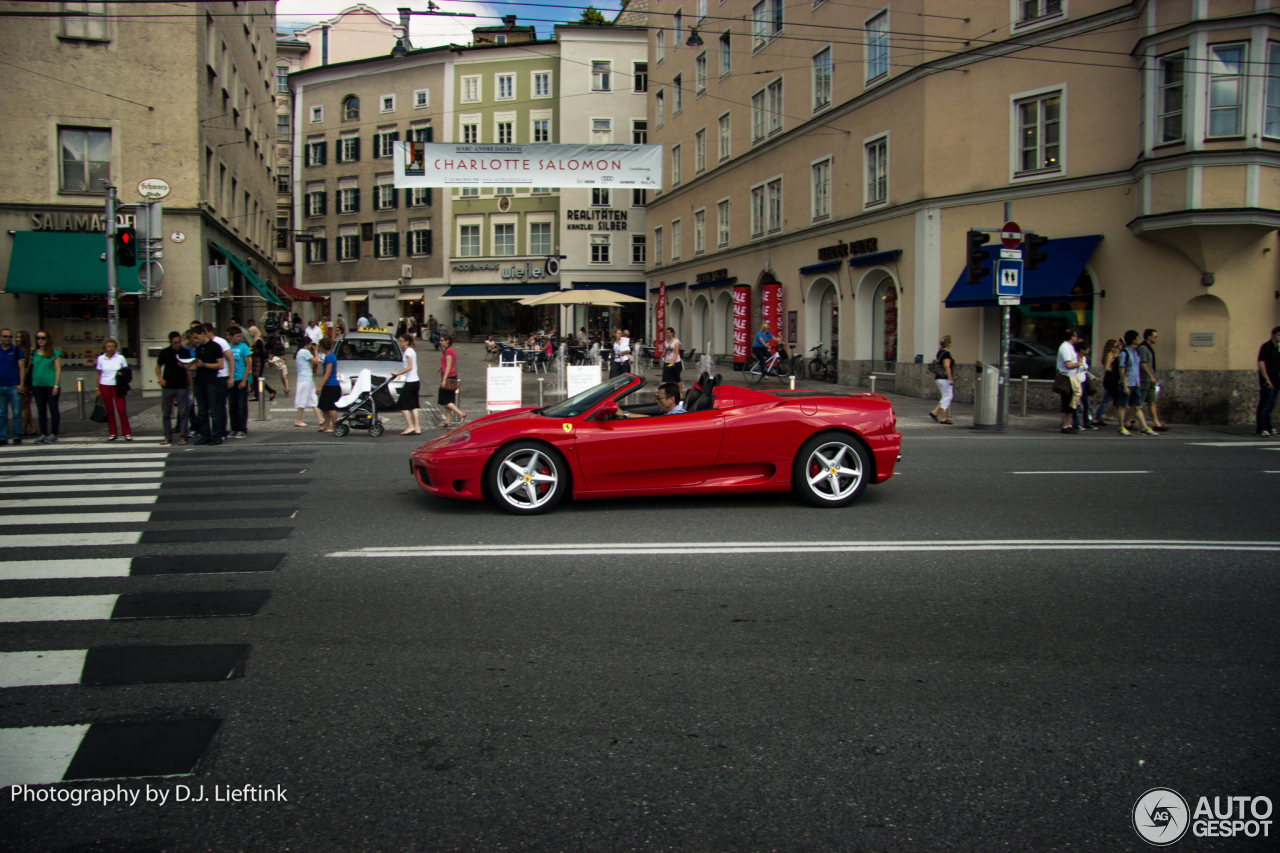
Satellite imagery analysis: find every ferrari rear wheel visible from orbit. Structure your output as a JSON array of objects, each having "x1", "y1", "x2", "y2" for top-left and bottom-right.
[
  {"x1": 744, "y1": 357, "x2": 763, "y2": 384},
  {"x1": 792, "y1": 432, "x2": 870, "y2": 507},
  {"x1": 488, "y1": 441, "x2": 567, "y2": 515}
]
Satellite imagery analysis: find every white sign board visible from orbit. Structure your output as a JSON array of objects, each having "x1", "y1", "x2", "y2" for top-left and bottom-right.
[
  {"x1": 394, "y1": 142, "x2": 663, "y2": 189},
  {"x1": 137, "y1": 178, "x2": 171, "y2": 199},
  {"x1": 567, "y1": 365, "x2": 604, "y2": 398},
  {"x1": 486, "y1": 366, "x2": 522, "y2": 413}
]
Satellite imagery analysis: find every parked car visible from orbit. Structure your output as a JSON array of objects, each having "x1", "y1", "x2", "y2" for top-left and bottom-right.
[
  {"x1": 1009, "y1": 338, "x2": 1058, "y2": 379},
  {"x1": 334, "y1": 331, "x2": 405, "y2": 401}
]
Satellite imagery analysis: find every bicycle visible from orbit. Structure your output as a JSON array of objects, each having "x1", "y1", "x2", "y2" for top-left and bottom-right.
[
  {"x1": 744, "y1": 344, "x2": 794, "y2": 384},
  {"x1": 806, "y1": 345, "x2": 838, "y2": 383}
]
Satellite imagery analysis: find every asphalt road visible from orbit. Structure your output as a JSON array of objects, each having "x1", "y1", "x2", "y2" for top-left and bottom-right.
[{"x1": 1, "y1": 425, "x2": 1277, "y2": 852}]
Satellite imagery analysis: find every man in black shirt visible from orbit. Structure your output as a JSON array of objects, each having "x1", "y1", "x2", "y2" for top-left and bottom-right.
[
  {"x1": 1257, "y1": 326, "x2": 1280, "y2": 437},
  {"x1": 190, "y1": 326, "x2": 225, "y2": 446},
  {"x1": 155, "y1": 331, "x2": 191, "y2": 445}
]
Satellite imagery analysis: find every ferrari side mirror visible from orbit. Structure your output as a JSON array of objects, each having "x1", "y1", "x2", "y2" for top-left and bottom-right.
[{"x1": 598, "y1": 400, "x2": 619, "y2": 418}]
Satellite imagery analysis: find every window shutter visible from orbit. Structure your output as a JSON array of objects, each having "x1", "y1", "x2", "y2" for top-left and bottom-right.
[
  {"x1": 390, "y1": 131, "x2": 400, "y2": 144},
  {"x1": 425, "y1": 126, "x2": 434, "y2": 142},
  {"x1": 317, "y1": 239, "x2": 327, "y2": 262},
  {"x1": 352, "y1": 137, "x2": 360, "y2": 161},
  {"x1": 425, "y1": 187, "x2": 432, "y2": 206},
  {"x1": 318, "y1": 191, "x2": 327, "y2": 215},
  {"x1": 352, "y1": 190, "x2": 360, "y2": 213},
  {"x1": 318, "y1": 141, "x2": 327, "y2": 165},
  {"x1": 425, "y1": 230, "x2": 432, "y2": 255},
  {"x1": 391, "y1": 187, "x2": 399, "y2": 209}
]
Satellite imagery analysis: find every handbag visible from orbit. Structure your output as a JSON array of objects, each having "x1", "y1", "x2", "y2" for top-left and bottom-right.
[
  {"x1": 1084, "y1": 375, "x2": 1100, "y2": 396},
  {"x1": 1052, "y1": 373, "x2": 1072, "y2": 395},
  {"x1": 90, "y1": 396, "x2": 108, "y2": 423},
  {"x1": 927, "y1": 360, "x2": 947, "y2": 379},
  {"x1": 443, "y1": 375, "x2": 459, "y2": 392}
]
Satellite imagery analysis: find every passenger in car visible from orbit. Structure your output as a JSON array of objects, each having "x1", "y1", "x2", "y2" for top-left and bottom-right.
[{"x1": 621, "y1": 382, "x2": 686, "y2": 418}]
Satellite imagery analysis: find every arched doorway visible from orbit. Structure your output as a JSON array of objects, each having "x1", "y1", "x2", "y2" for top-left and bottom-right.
[
  {"x1": 872, "y1": 277, "x2": 898, "y2": 371},
  {"x1": 691, "y1": 295, "x2": 712, "y2": 353},
  {"x1": 1175, "y1": 294, "x2": 1229, "y2": 370},
  {"x1": 804, "y1": 276, "x2": 839, "y2": 360},
  {"x1": 714, "y1": 291, "x2": 732, "y2": 358},
  {"x1": 668, "y1": 298, "x2": 686, "y2": 343}
]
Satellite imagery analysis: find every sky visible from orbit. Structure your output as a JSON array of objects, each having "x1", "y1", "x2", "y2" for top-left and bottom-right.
[{"x1": 276, "y1": 0, "x2": 627, "y2": 45}]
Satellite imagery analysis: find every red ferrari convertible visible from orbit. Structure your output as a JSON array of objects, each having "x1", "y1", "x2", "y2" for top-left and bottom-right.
[{"x1": 410, "y1": 372, "x2": 901, "y2": 515}]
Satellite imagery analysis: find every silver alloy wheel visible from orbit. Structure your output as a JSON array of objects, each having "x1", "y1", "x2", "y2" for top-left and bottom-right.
[
  {"x1": 805, "y1": 440, "x2": 863, "y2": 501},
  {"x1": 495, "y1": 447, "x2": 559, "y2": 510}
]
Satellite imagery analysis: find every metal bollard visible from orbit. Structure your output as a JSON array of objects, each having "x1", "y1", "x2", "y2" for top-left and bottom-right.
[
  {"x1": 77, "y1": 378, "x2": 86, "y2": 420},
  {"x1": 537, "y1": 377, "x2": 544, "y2": 407},
  {"x1": 258, "y1": 378, "x2": 267, "y2": 421},
  {"x1": 790, "y1": 375, "x2": 795, "y2": 390},
  {"x1": 869, "y1": 375, "x2": 877, "y2": 394},
  {"x1": 1021, "y1": 375, "x2": 1029, "y2": 418}
]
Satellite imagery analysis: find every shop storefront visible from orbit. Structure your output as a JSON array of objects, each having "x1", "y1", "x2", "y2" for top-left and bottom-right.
[{"x1": 442, "y1": 259, "x2": 561, "y2": 336}]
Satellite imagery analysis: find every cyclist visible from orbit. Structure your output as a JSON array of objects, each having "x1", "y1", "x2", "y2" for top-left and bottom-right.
[{"x1": 752, "y1": 324, "x2": 783, "y2": 371}]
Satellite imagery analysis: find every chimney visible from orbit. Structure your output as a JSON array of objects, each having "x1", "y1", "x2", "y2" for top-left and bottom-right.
[{"x1": 502, "y1": 14, "x2": 516, "y2": 26}]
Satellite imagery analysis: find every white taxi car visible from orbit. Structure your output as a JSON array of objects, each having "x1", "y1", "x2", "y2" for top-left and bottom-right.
[{"x1": 333, "y1": 330, "x2": 405, "y2": 401}]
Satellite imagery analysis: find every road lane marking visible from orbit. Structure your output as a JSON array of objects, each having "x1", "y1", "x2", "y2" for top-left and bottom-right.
[
  {"x1": 1013, "y1": 471, "x2": 1150, "y2": 475},
  {"x1": 0, "y1": 596, "x2": 119, "y2": 623},
  {"x1": 0, "y1": 553, "x2": 285, "y2": 580},
  {"x1": 0, "y1": 650, "x2": 88, "y2": 687},
  {"x1": 0, "y1": 559, "x2": 133, "y2": 580},
  {"x1": 327, "y1": 539, "x2": 1280, "y2": 558},
  {"x1": 1186, "y1": 441, "x2": 1280, "y2": 447},
  {"x1": 0, "y1": 461, "x2": 166, "y2": 473},
  {"x1": 1, "y1": 719, "x2": 220, "y2": 786},
  {"x1": 29, "y1": 483, "x2": 161, "y2": 494},
  {"x1": 0, "y1": 495, "x2": 159, "y2": 509},
  {"x1": 0, "y1": 472, "x2": 163, "y2": 483},
  {"x1": 0, "y1": 532, "x2": 142, "y2": 548},
  {"x1": 1, "y1": 645, "x2": 251, "y2": 688},
  {"x1": 0, "y1": 438, "x2": 166, "y2": 451},
  {"x1": 0, "y1": 725, "x2": 91, "y2": 787},
  {"x1": 0, "y1": 454, "x2": 169, "y2": 465},
  {"x1": 0, "y1": 512, "x2": 151, "y2": 526}
]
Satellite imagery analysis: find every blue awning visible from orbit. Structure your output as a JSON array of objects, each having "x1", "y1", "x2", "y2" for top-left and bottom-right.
[
  {"x1": 568, "y1": 282, "x2": 646, "y2": 298},
  {"x1": 649, "y1": 282, "x2": 686, "y2": 293},
  {"x1": 849, "y1": 249, "x2": 902, "y2": 268},
  {"x1": 944, "y1": 235, "x2": 1102, "y2": 308},
  {"x1": 441, "y1": 284, "x2": 555, "y2": 300},
  {"x1": 690, "y1": 276, "x2": 736, "y2": 290},
  {"x1": 799, "y1": 261, "x2": 841, "y2": 275}
]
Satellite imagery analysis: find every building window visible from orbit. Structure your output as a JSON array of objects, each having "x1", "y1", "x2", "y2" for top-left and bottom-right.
[
  {"x1": 1267, "y1": 43, "x2": 1280, "y2": 139},
  {"x1": 673, "y1": 74, "x2": 683, "y2": 114},
  {"x1": 633, "y1": 62, "x2": 648, "y2": 93},
  {"x1": 310, "y1": 105, "x2": 323, "y2": 123},
  {"x1": 338, "y1": 234, "x2": 359, "y2": 261},
  {"x1": 1208, "y1": 44, "x2": 1246, "y2": 137},
  {"x1": 305, "y1": 139, "x2": 326, "y2": 167},
  {"x1": 307, "y1": 236, "x2": 326, "y2": 263},
  {"x1": 306, "y1": 188, "x2": 326, "y2": 217},
  {"x1": 671, "y1": 219, "x2": 682, "y2": 260},
  {"x1": 767, "y1": 78, "x2": 783, "y2": 136},
  {"x1": 461, "y1": 75, "x2": 480, "y2": 103},
  {"x1": 343, "y1": 96, "x2": 359, "y2": 120},
  {"x1": 276, "y1": 66, "x2": 290, "y2": 93},
  {"x1": 718, "y1": 113, "x2": 730, "y2": 160},
  {"x1": 410, "y1": 227, "x2": 432, "y2": 255},
  {"x1": 277, "y1": 114, "x2": 291, "y2": 143},
  {"x1": 530, "y1": 222, "x2": 552, "y2": 255},
  {"x1": 696, "y1": 53, "x2": 707, "y2": 94},
  {"x1": 497, "y1": 121, "x2": 513, "y2": 144},
  {"x1": 866, "y1": 10, "x2": 888, "y2": 82},
  {"x1": 865, "y1": 136, "x2": 887, "y2": 205},
  {"x1": 657, "y1": 28, "x2": 665, "y2": 65},
  {"x1": 591, "y1": 118, "x2": 612, "y2": 144},
  {"x1": 631, "y1": 234, "x2": 646, "y2": 264},
  {"x1": 812, "y1": 157, "x2": 831, "y2": 219},
  {"x1": 460, "y1": 224, "x2": 480, "y2": 256},
  {"x1": 494, "y1": 223, "x2": 515, "y2": 256},
  {"x1": 590, "y1": 234, "x2": 611, "y2": 264},
  {"x1": 694, "y1": 129, "x2": 706, "y2": 174},
  {"x1": 751, "y1": 90, "x2": 765, "y2": 142},
  {"x1": 338, "y1": 185, "x2": 359, "y2": 214},
  {"x1": 752, "y1": 0, "x2": 782, "y2": 51},
  {"x1": 750, "y1": 188, "x2": 764, "y2": 236},
  {"x1": 461, "y1": 187, "x2": 479, "y2": 197},
  {"x1": 1018, "y1": 0, "x2": 1063, "y2": 25},
  {"x1": 276, "y1": 163, "x2": 290, "y2": 194},
  {"x1": 767, "y1": 178, "x2": 781, "y2": 232},
  {"x1": 592, "y1": 61, "x2": 611, "y2": 92},
  {"x1": 813, "y1": 47, "x2": 832, "y2": 111},
  {"x1": 62, "y1": 1, "x2": 107, "y2": 40},
  {"x1": 496, "y1": 73, "x2": 514, "y2": 100},
  {"x1": 532, "y1": 187, "x2": 551, "y2": 194},
  {"x1": 374, "y1": 181, "x2": 397, "y2": 210},
  {"x1": 654, "y1": 227, "x2": 663, "y2": 265},
  {"x1": 410, "y1": 187, "x2": 432, "y2": 207},
  {"x1": 463, "y1": 122, "x2": 478, "y2": 144},
  {"x1": 533, "y1": 119, "x2": 549, "y2": 142},
  {"x1": 58, "y1": 127, "x2": 110, "y2": 193},
  {"x1": 338, "y1": 135, "x2": 359, "y2": 162},
  {"x1": 533, "y1": 72, "x2": 551, "y2": 97},
  {"x1": 633, "y1": 188, "x2": 647, "y2": 206},
  {"x1": 496, "y1": 186, "x2": 514, "y2": 196},
  {"x1": 719, "y1": 31, "x2": 731, "y2": 77},
  {"x1": 591, "y1": 187, "x2": 610, "y2": 207},
  {"x1": 1016, "y1": 92, "x2": 1061, "y2": 174},
  {"x1": 1157, "y1": 52, "x2": 1185, "y2": 144},
  {"x1": 414, "y1": 89, "x2": 429, "y2": 109},
  {"x1": 374, "y1": 128, "x2": 398, "y2": 158},
  {"x1": 674, "y1": 8, "x2": 683, "y2": 44},
  {"x1": 375, "y1": 230, "x2": 399, "y2": 258},
  {"x1": 672, "y1": 144, "x2": 682, "y2": 185},
  {"x1": 656, "y1": 90, "x2": 665, "y2": 127},
  {"x1": 633, "y1": 120, "x2": 647, "y2": 144},
  {"x1": 410, "y1": 126, "x2": 432, "y2": 144},
  {"x1": 694, "y1": 209, "x2": 706, "y2": 254},
  {"x1": 717, "y1": 199, "x2": 730, "y2": 247},
  {"x1": 381, "y1": 94, "x2": 395, "y2": 113}
]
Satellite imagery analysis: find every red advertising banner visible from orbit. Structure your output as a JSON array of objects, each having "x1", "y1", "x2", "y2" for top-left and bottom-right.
[
  {"x1": 762, "y1": 283, "x2": 782, "y2": 340},
  {"x1": 732, "y1": 285, "x2": 751, "y2": 364},
  {"x1": 655, "y1": 281, "x2": 666, "y2": 345}
]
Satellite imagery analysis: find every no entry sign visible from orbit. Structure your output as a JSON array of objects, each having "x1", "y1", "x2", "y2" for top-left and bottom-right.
[{"x1": 1001, "y1": 221, "x2": 1023, "y2": 250}]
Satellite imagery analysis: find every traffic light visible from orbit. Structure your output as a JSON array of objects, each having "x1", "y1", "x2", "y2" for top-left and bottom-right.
[
  {"x1": 1025, "y1": 232, "x2": 1049, "y2": 270},
  {"x1": 115, "y1": 227, "x2": 137, "y2": 267},
  {"x1": 966, "y1": 230, "x2": 991, "y2": 284}
]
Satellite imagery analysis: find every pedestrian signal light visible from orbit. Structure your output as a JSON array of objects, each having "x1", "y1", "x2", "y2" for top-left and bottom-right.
[
  {"x1": 966, "y1": 230, "x2": 990, "y2": 284},
  {"x1": 115, "y1": 227, "x2": 137, "y2": 267},
  {"x1": 1025, "y1": 232, "x2": 1049, "y2": 270}
]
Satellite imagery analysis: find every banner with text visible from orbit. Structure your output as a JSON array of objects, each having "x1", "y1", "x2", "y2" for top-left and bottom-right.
[
  {"x1": 655, "y1": 281, "x2": 666, "y2": 347},
  {"x1": 762, "y1": 283, "x2": 782, "y2": 341},
  {"x1": 394, "y1": 142, "x2": 663, "y2": 189},
  {"x1": 732, "y1": 285, "x2": 751, "y2": 365}
]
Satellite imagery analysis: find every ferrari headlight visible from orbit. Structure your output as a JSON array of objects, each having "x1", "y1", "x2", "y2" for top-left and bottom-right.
[{"x1": 426, "y1": 429, "x2": 471, "y2": 449}]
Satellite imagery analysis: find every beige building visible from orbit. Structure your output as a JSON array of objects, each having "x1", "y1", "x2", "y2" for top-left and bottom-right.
[
  {"x1": 0, "y1": 0, "x2": 282, "y2": 385},
  {"x1": 646, "y1": 0, "x2": 1280, "y2": 423},
  {"x1": 289, "y1": 44, "x2": 449, "y2": 326}
]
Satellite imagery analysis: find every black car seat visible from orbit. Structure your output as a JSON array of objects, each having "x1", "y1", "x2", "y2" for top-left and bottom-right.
[
  {"x1": 685, "y1": 372, "x2": 710, "y2": 411},
  {"x1": 694, "y1": 374, "x2": 718, "y2": 411}
]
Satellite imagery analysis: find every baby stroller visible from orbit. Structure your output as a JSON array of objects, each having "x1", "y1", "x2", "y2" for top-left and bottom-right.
[{"x1": 332, "y1": 369, "x2": 396, "y2": 438}]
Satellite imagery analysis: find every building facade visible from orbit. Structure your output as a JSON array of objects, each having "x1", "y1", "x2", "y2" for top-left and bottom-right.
[
  {"x1": 0, "y1": 0, "x2": 282, "y2": 385},
  {"x1": 645, "y1": 0, "x2": 1280, "y2": 423}
]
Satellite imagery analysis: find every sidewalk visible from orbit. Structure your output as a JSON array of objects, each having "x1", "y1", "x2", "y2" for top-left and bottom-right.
[{"x1": 35, "y1": 344, "x2": 1263, "y2": 444}]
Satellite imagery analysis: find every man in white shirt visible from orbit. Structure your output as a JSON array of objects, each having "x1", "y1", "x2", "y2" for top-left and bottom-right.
[
  {"x1": 357, "y1": 315, "x2": 369, "y2": 329},
  {"x1": 1055, "y1": 329, "x2": 1082, "y2": 434},
  {"x1": 305, "y1": 319, "x2": 323, "y2": 346},
  {"x1": 204, "y1": 323, "x2": 232, "y2": 439}
]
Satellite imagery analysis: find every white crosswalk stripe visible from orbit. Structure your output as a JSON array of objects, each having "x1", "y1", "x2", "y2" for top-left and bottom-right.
[
  {"x1": 0, "y1": 650, "x2": 88, "y2": 687},
  {"x1": 0, "y1": 454, "x2": 168, "y2": 464},
  {"x1": 0, "y1": 726, "x2": 91, "y2": 787},
  {"x1": 0, "y1": 559, "x2": 133, "y2": 580},
  {"x1": 0, "y1": 461, "x2": 166, "y2": 472},
  {"x1": 0, "y1": 532, "x2": 142, "y2": 548},
  {"x1": 0, "y1": 471, "x2": 164, "y2": 483},
  {"x1": 0, "y1": 512, "x2": 152, "y2": 526},
  {"x1": 0, "y1": 595, "x2": 119, "y2": 623},
  {"x1": 32, "y1": 482, "x2": 162, "y2": 493},
  {"x1": 0, "y1": 495, "x2": 159, "y2": 509}
]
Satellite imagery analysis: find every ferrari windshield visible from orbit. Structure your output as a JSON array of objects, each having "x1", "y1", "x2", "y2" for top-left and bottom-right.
[{"x1": 541, "y1": 375, "x2": 638, "y2": 418}]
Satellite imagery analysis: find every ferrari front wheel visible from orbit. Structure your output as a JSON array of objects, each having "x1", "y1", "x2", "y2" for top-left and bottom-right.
[
  {"x1": 488, "y1": 441, "x2": 567, "y2": 515},
  {"x1": 792, "y1": 432, "x2": 870, "y2": 507}
]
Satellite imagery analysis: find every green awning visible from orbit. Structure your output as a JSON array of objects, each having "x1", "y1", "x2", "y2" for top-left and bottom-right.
[
  {"x1": 211, "y1": 242, "x2": 287, "y2": 308},
  {"x1": 4, "y1": 231, "x2": 144, "y2": 294}
]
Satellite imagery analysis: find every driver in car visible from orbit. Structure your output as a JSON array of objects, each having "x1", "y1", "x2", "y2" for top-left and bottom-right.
[
  {"x1": 621, "y1": 383, "x2": 686, "y2": 418},
  {"x1": 376, "y1": 344, "x2": 394, "y2": 361}
]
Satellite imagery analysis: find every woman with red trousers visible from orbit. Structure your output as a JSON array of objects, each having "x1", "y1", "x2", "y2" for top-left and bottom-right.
[{"x1": 96, "y1": 337, "x2": 132, "y2": 441}]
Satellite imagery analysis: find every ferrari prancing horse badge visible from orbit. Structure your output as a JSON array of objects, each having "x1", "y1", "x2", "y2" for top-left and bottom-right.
[{"x1": 562, "y1": 423, "x2": 573, "y2": 433}]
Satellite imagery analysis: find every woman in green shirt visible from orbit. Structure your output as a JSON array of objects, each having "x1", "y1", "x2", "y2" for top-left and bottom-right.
[{"x1": 29, "y1": 330, "x2": 61, "y2": 443}]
